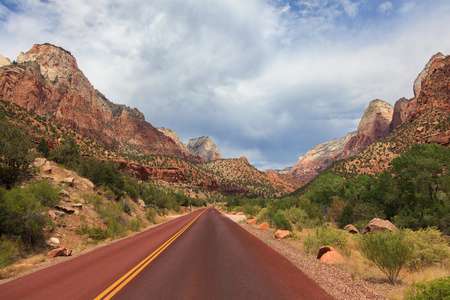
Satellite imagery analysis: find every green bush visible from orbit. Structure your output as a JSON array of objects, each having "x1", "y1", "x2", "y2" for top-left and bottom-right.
[
  {"x1": 0, "y1": 236, "x2": 22, "y2": 268},
  {"x1": 272, "y1": 210, "x2": 292, "y2": 231},
  {"x1": 0, "y1": 187, "x2": 49, "y2": 243},
  {"x1": 129, "y1": 219, "x2": 143, "y2": 231},
  {"x1": 304, "y1": 224, "x2": 349, "y2": 255},
  {"x1": 405, "y1": 276, "x2": 450, "y2": 299},
  {"x1": 121, "y1": 201, "x2": 132, "y2": 214},
  {"x1": 27, "y1": 180, "x2": 61, "y2": 208},
  {"x1": 359, "y1": 231, "x2": 413, "y2": 284},
  {"x1": 49, "y1": 137, "x2": 80, "y2": 170},
  {"x1": 0, "y1": 115, "x2": 35, "y2": 189},
  {"x1": 404, "y1": 227, "x2": 450, "y2": 271}
]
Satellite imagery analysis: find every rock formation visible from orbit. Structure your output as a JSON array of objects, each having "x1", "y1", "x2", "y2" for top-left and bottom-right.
[
  {"x1": 289, "y1": 99, "x2": 394, "y2": 182},
  {"x1": 156, "y1": 127, "x2": 192, "y2": 156},
  {"x1": 0, "y1": 44, "x2": 202, "y2": 162},
  {"x1": 0, "y1": 55, "x2": 10, "y2": 67},
  {"x1": 288, "y1": 132, "x2": 356, "y2": 183},
  {"x1": 186, "y1": 136, "x2": 222, "y2": 162},
  {"x1": 341, "y1": 99, "x2": 393, "y2": 159}
]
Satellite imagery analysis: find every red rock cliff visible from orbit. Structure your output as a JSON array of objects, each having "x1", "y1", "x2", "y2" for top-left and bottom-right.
[{"x1": 0, "y1": 44, "x2": 202, "y2": 162}]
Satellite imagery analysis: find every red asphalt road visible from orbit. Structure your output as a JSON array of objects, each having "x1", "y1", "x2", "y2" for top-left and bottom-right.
[{"x1": 0, "y1": 208, "x2": 332, "y2": 300}]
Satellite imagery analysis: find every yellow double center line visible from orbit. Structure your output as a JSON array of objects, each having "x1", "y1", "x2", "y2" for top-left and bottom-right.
[{"x1": 94, "y1": 208, "x2": 207, "y2": 300}]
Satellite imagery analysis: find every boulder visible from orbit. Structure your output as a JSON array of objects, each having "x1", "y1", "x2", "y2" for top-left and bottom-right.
[
  {"x1": 363, "y1": 218, "x2": 398, "y2": 234},
  {"x1": 236, "y1": 212, "x2": 244, "y2": 215},
  {"x1": 317, "y1": 246, "x2": 345, "y2": 264},
  {"x1": 63, "y1": 177, "x2": 75, "y2": 187},
  {"x1": 257, "y1": 222, "x2": 270, "y2": 230},
  {"x1": 49, "y1": 237, "x2": 60, "y2": 245},
  {"x1": 246, "y1": 219, "x2": 257, "y2": 225},
  {"x1": 274, "y1": 230, "x2": 290, "y2": 239},
  {"x1": 343, "y1": 224, "x2": 359, "y2": 234},
  {"x1": 71, "y1": 203, "x2": 83, "y2": 210},
  {"x1": 137, "y1": 198, "x2": 147, "y2": 209},
  {"x1": 47, "y1": 247, "x2": 72, "y2": 258},
  {"x1": 55, "y1": 204, "x2": 76, "y2": 214},
  {"x1": 317, "y1": 246, "x2": 336, "y2": 259},
  {"x1": 48, "y1": 210, "x2": 56, "y2": 220},
  {"x1": 319, "y1": 250, "x2": 345, "y2": 265}
]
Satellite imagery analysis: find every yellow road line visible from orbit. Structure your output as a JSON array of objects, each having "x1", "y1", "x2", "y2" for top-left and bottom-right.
[{"x1": 94, "y1": 208, "x2": 208, "y2": 300}]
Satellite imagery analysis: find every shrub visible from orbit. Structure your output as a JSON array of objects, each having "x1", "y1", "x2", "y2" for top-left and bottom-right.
[
  {"x1": 272, "y1": 210, "x2": 292, "y2": 231},
  {"x1": 27, "y1": 180, "x2": 61, "y2": 208},
  {"x1": 0, "y1": 187, "x2": 48, "y2": 243},
  {"x1": 0, "y1": 236, "x2": 22, "y2": 268},
  {"x1": 121, "y1": 201, "x2": 132, "y2": 214},
  {"x1": 405, "y1": 276, "x2": 450, "y2": 299},
  {"x1": 129, "y1": 219, "x2": 143, "y2": 231},
  {"x1": 404, "y1": 227, "x2": 450, "y2": 271},
  {"x1": 0, "y1": 116, "x2": 35, "y2": 189},
  {"x1": 359, "y1": 231, "x2": 413, "y2": 284},
  {"x1": 304, "y1": 224, "x2": 349, "y2": 255}
]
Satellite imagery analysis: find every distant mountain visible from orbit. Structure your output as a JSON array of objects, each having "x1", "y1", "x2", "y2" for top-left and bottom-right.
[
  {"x1": 289, "y1": 52, "x2": 450, "y2": 182},
  {"x1": 186, "y1": 136, "x2": 222, "y2": 162},
  {"x1": 0, "y1": 43, "x2": 202, "y2": 162},
  {"x1": 314, "y1": 53, "x2": 450, "y2": 180}
]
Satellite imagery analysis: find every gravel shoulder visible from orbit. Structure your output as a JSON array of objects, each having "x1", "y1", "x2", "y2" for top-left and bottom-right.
[{"x1": 239, "y1": 223, "x2": 386, "y2": 300}]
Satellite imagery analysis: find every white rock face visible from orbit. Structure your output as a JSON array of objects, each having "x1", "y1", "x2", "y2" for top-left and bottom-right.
[
  {"x1": 0, "y1": 54, "x2": 11, "y2": 67},
  {"x1": 186, "y1": 136, "x2": 222, "y2": 162},
  {"x1": 413, "y1": 52, "x2": 445, "y2": 97}
]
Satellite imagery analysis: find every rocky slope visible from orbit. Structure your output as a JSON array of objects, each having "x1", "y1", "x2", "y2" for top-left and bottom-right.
[
  {"x1": 0, "y1": 44, "x2": 201, "y2": 162},
  {"x1": 186, "y1": 136, "x2": 222, "y2": 161}
]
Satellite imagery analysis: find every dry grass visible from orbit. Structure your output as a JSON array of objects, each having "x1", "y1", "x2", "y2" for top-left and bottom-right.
[
  {"x1": 23, "y1": 254, "x2": 46, "y2": 265},
  {"x1": 286, "y1": 228, "x2": 450, "y2": 299}
]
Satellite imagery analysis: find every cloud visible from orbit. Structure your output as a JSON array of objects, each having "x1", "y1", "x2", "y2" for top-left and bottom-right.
[
  {"x1": 1, "y1": 0, "x2": 450, "y2": 170},
  {"x1": 378, "y1": 2, "x2": 394, "y2": 15}
]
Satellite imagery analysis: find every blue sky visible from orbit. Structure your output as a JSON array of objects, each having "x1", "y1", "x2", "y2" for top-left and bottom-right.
[{"x1": 1, "y1": 0, "x2": 450, "y2": 170}]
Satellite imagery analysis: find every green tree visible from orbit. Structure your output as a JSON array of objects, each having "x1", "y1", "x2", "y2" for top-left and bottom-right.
[
  {"x1": 37, "y1": 137, "x2": 50, "y2": 158},
  {"x1": 0, "y1": 115, "x2": 35, "y2": 189}
]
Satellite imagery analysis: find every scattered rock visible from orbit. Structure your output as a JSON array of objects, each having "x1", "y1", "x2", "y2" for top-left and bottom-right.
[
  {"x1": 71, "y1": 203, "x2": 83, "y2": 210},
  {"x1": 130, "y1": 212, "x2": 137, "y2": 218},
  {"x1": 363, "y1": 218, "x2": 398, "y2": 234},
  {"x1": 63, "y1": 177, "x2": 75, "y2": 187},
  {"x1": 274, "y1": 230, "x2": 290, "y2": 239},
  {"x1": 320, "y1": 250, "x2": 346, "y2": 265},
  {"x1": 47, "y1": 247, "x2": 72, "y2": 258},
  {"x1": 246, "y1": 219, "x2": 257, "y2": 225},
  {"x1": 48, "y1": 210, "x2": 56, "y2": 220},
  {"x1": 55, "y1": 204, "x2": 76, "y2": 214},
  {"x1": 236, "y1": 212, "x2": 244, "y2": 215},
  {"x1": 49, "y1": 237, "x2": 60, "y2": 245},
  {"x1": 59, "y1": 189, "x2": 70, "y2": 197},
  {"x1": 416, "y1": 126, "x2": 424, "y2": 132},
  {"x1": 137, "y1": 199, "x2": 146, "y2": 209},
  {"x1": 257, "y1": 222, "x2": 270, "y2": 230},
  {"x1": 317, "y1": 246, "x2": 336, "y2": 259},
  {"x1": 344, "y1": 224, "x2": 359, "y2": 234}
]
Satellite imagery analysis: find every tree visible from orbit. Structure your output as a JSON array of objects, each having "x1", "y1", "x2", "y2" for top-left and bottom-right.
[{"x1": 0, "y1": 115, "x2": 35, "y2": 189}]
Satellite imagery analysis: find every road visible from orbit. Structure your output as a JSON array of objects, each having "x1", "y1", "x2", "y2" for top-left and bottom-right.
[{"x1": 0, "y1": 207, "x2": 332, "y2": 299}]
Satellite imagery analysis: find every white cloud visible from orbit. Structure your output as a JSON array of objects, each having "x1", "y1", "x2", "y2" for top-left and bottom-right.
[{"x1": 378, "y1": 1, "x2": 394, "y2": 15}]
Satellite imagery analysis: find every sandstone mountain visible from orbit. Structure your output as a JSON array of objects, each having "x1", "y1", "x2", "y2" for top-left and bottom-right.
[
  {"x1": 289, "y1": 52, "x2": 450, "y2": 183},
  {"x1": 288, "y1": 132, "x2": 356, "y2": 183},
  {"x1": 288, "y1": 99, "x2": 393, "y2": 182},
  {"x1": 327, "y1": 52, "x2": 450, "y2": 178},
  {"x1": 0, "y1": 43, "x2": 201, "y2": 162},
  {"x1": 186, "y1": 136, "x2": 222, "y2": 162}
]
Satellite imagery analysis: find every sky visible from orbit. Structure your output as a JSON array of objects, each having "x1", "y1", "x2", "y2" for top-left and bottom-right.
[{"x1": 1, "y1": 0, "x2": 450, "y2": 170}]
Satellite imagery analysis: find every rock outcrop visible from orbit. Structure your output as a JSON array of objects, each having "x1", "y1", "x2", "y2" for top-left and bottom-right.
[
  {"x1": 341, "y1": 99, "x2": 393, "y2": 159},
  {"x1": 186, "y1": 136, "x2": 222, "y2": 162},
  {"x1": 0, "y1": 44, "x2": 202, "y2": 162},
  {"x1": 0, "y1": 55, "x2": 10, "y2": 67},
  {"x1": 288, "y1": 132, "x2": 356, "y2": 183},
  {"x1": 157, "y1": 127, "x2": 195, "y2": 157},
  {"x1": 117, "y1": 160, "x2": 187, "y2": 182},
  {"x1": 289, "y1": 99, "x2": 394, "y2": 182}
]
